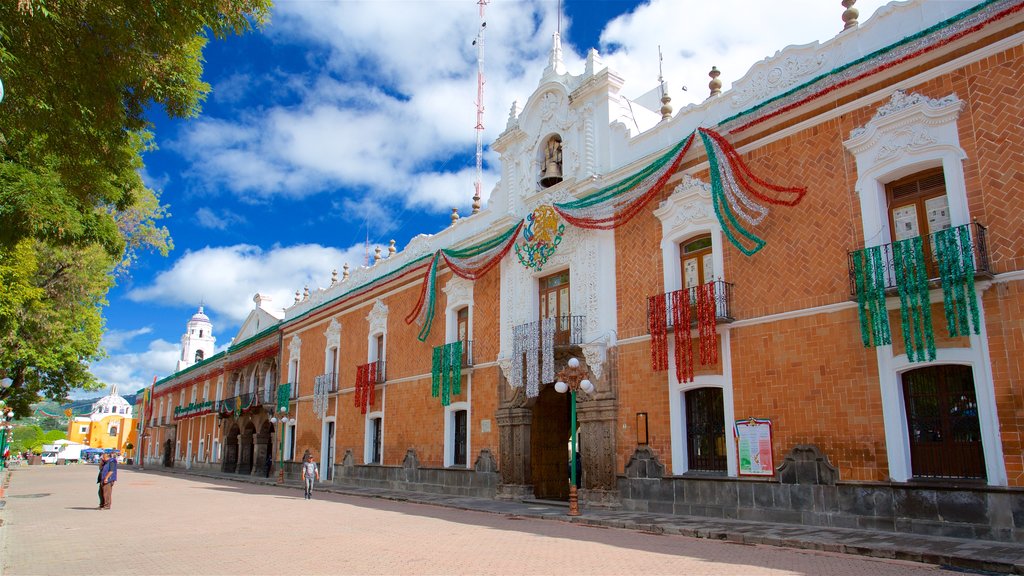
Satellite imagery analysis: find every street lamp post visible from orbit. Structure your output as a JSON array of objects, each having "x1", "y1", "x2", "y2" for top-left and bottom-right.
[
  {"x1": 554, "y1": 357, "x2": 595, "y2": 517},
  {"x1": 270, "y1": 408, "x2": 294, "y2": 484}
]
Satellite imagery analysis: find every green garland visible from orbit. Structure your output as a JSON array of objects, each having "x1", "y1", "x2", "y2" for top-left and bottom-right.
[
  {"x1": 431, "y1": 341, "x2": 463, "y2": 406},
  {"x1": 935, "y1": 224, "x2": 980, "y2": 337},
  {"x1": 893, "y1": 236, "x2": 935, "y2": 362},
  {"x1": 852, "y1": 246, "x2": 891, "y2": 348}
]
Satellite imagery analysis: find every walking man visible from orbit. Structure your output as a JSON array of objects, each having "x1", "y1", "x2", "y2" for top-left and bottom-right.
[
  {"x1": 99, "y1": 452, "x2": 118, "y2": 509},
  {"x1": 301, "y1": 453, "x2": 319, "y2": 500}
]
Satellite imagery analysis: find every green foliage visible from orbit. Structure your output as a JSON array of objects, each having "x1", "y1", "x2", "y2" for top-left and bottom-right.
[
  {"x1": 11, "y1": 424, "x2": 43, "y2": 453},
  {"x1": 0, "y1": 0, "x2": 271, "y2": 414}
]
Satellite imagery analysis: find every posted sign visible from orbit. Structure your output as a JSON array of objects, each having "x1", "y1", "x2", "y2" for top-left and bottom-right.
[{"x1": 735, "y1": 418, "x2": 774, "y2": 476}]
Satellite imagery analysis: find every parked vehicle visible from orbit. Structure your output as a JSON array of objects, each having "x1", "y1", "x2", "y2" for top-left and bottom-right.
[{"x1": 40, "y1": 452, "x2": 58, "y2": 464}]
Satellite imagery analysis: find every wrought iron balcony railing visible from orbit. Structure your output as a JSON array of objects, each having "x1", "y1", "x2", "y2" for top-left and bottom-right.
[
  {"x1": 460, "y1": 340, "x2": 474, "y2": 368},
  {"x1": 314, "y1": 372, "x2": 339, "y2": 393},
  {"x1": 646, "y1": 280, "x2": 735, "y2": 333},
  {"x1": 847, "y1": 222, "x2": 991, "y2": 298},
  {"x1": 374, "y1": 360, "x2": 386, "y2": 384}
]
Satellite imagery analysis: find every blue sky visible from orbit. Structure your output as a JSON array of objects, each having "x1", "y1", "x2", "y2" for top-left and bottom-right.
[{"x1": 88, "y1": 0, "x2": 891, "y2": 397}]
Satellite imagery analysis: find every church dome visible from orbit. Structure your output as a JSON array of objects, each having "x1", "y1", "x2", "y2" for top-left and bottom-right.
[
  {"x1": 190, "y1": 305, "x2": 211, "y2": 324},
  {"x1": 92, "y1": 385, "x2": 132, "y2": 417}
]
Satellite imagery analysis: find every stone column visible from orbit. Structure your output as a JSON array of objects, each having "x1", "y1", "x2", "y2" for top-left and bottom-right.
[
  {"x1": 577, "y1": 398, "x2": 620, "y2": 508},
  {"x1": 496, "y1": 406, "x2": 534, "y2": 500},
  {"x1": 253, "y1": 430, "x2": 270, "y2": 477}
]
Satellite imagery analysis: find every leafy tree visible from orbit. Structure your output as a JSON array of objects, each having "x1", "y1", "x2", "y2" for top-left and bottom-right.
[
  {"x1": 0, "y1": 0, "x2": 272, "y2": 414},
  {"x1": 10, "y1": 424, "x2": 43, "y2": 453}
]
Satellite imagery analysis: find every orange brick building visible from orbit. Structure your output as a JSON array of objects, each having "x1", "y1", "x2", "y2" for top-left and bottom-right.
[{"x1": 143, "y1": 0, "x2": 1024, "y2": 540}]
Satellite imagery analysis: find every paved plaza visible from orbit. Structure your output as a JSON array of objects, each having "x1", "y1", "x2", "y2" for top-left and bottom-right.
[{"x1": 0, "y1": 465, "x2": 966, "y2": 576}]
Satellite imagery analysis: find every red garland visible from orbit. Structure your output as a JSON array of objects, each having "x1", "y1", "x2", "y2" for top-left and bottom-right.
[
  {"x1": 648, "y1": 294, "x2": 668, "y2": 372},
  {"x1": 672, "y1": 289, "x2": 694, "y2": 383},
  {"x1": 697, "y1": 283, "x2": 718, "y2": 366},
  {"x1": 354, "y1": 362, "x2": 377, "y2": 414},
  {"x1": 728, "y1": 3, "x2": 1024, "y2": 135}
]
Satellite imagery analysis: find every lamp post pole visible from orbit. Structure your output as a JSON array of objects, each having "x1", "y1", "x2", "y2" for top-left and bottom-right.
[
  {"x1": 554, "y1": 357, "x2": 595, "y2": 517},
  {"x1": 271, "y1": 409, "x2": 293, "y2": 485}
]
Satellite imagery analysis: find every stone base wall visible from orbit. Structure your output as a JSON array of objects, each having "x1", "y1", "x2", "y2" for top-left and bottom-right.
[
  {"x1": 620, "y1": 447, "x2": 1024, "y2": 542},
  {"x1": 332, "y1": 448, "x2": 500, "y2": 498}
]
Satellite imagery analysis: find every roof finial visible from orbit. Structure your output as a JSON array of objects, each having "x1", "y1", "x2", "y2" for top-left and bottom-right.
[
  {"x1": 374, "y1": 246, "x2": 382, "y2": 263},
  {"x1": 708, "y1": 66, "x2": 722, "y2": 98},
  {"x1": 658, "y1": 46, "x2": 673, "y2": 121},
  {"x1": 388, "y1": 239, "x2": 397, "y2": 257},
  {"x1": 451, "y1": 207, "x2": 460, "y2": 225},
  {"x1": 331, "y1": 269, "x2": 338, "y2": 285},
  {"x1": 294, "y1": 290, "x2": 301, "y2": 304},
  {"x1": 842, "y1": 0, "x2": 859, "y2": 30},
  {"x1": 342, "y1": 263, "x2": 350, "y2": 281}
]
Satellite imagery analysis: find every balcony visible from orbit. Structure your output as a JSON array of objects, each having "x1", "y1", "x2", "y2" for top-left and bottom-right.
[
  {"x1": 314, "y1": 372, "x2": 339, "y2": 394},
  {"x1": 460, "y1": 340, "x2": 474, "y2": 368},
  {"x1": 646, "y1": 280, "x2": 736, "y2": 333},
  {"x1": 217, "y1": 393, "x2": 259, "y2": 417},
  {"x1": 847, "y1": 222, "x2": 992, "y2": 298},
  {"x1": 374, "y1": 360, "x2": 386, "y2": 384}
]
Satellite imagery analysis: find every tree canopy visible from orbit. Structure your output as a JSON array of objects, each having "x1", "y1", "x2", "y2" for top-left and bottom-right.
[{"x1": 0, "y1": 0, "x2": 272, "y2": 414}]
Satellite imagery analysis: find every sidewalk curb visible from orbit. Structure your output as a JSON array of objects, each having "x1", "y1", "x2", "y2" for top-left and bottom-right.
[{"x1": 137, "y1": 466, "x2": 1024, "y2": 575}]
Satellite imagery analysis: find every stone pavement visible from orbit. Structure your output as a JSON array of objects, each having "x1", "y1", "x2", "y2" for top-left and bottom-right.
[
  {"x1": 154, "y1": 465, "x2": 1024, "y2": 574},
  {"x1": 0, "y1": 464, "x2": 1021, "y2": 575}
]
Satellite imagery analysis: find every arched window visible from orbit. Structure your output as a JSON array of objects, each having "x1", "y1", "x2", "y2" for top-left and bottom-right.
[{"x1": 195, "y1": 349, "x2": 205, "y2": 362}]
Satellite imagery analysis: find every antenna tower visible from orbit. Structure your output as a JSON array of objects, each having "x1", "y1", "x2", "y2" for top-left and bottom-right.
[{"x1": 471, "y1": 0, "x2": 488, "y2": 214}]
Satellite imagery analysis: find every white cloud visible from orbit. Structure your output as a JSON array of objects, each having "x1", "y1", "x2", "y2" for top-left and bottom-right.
[
  {"x1": 101, "y1": 327, "x2": 153, "y2": 352},
  {"x1": 195, "y1": 207, "x2": 246, "y2": 230},
  {"x1": 87, "y1": 338, "x2": 181, "y2": 396},
  {"x1": 126, "y1": 243, "x2": 366, "y2": 327},
  {"x1": 171, "y1": 0, "x2": 892, "y2": 216}
]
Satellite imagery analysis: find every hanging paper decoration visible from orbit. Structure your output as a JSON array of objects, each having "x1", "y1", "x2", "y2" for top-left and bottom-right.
[
  {"x1": 672, "y1": 288, "x2": 694, "y2": 384},
  {"x1": 354, "y1": 362, "x2": 377, "y2": 414},
  {"x1": 697, "y1": 282, "x2": 719, "y2": 366},
  {"x1": 507, "y1": 319, "x2": 553, "y2": 398},
  {"x1": 553, "y1": 133, "x2": 695, "y2": 229},
  {"x1": 515, "y1": 205, "x2": 566, "y2": 270},
  {"x1": 935, "y1": 224, "x2": 981, "y2": 337},
  {"x1": 406, "y1": 221, "x2": 525, "y2": 341},
  {"x1": 893, "y1": 236, "x2": 936, "y2": 362},
  {"x1": 431, "y1": 341, "x2": 464, "y2": 406},
  {"x1": 218, "y1": 394, "x2": 259, "y2": 419},
  {"x1": 648, "y1": 294, "x2": 668, "y2": 372},
  {"x1": 507, "y1": 323, "x2": 525, "y2": 392},
  {"x1": 312, "y1": 374, "x2": 330, "y2": 419},
  {"x1": 851, "y1": 246, "x2": 892, "y2": 348},
  {"x1": 541, "y1": 317, "x2": 555, "y2": 385},
  {"x1": 698, "y1": 129, "x2": 806, "y2": 256}
]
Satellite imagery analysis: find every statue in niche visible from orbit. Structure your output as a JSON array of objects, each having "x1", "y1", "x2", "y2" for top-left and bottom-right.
[{"x1": 540, "y1": 135, "x2": 563, "y2": 188}]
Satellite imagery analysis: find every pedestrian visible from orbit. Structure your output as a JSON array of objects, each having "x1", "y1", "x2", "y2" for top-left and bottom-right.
[
  {"x1": 301, "y1": 453, "x2": 319, "y2": 500},
  {"x1": 96, "y1": 453, "x2": 109, "y2": 509},
  {"x1": 99, "y1": 452, "x2": 118, "y2": 509}
]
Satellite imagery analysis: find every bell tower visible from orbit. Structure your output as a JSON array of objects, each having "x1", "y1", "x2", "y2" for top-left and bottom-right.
[{"x1": 176, "y1": 305, "x2": 216, "y2": 372}]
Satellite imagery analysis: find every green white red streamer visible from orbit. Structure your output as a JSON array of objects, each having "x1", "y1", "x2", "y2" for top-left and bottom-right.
[
  {"x1": 552, "y1": 134, "x2": 694, "y2": 229},
  {"x1": 406, "y1": 221, "x2": 524, "y2": 341},
  {"x1": 698, "y1": 128, "x2": 806, "y2": 256}
]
